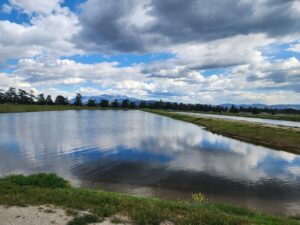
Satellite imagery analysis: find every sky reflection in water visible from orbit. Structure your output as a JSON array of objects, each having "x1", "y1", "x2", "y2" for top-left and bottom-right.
[{"x1": 0, "y1": 110, "x2": 299, "y2": 215}]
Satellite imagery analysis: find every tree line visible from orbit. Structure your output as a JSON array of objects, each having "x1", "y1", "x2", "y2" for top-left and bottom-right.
[{"x1": 0, "y1": 87, "x2": 299, "y2": 115}]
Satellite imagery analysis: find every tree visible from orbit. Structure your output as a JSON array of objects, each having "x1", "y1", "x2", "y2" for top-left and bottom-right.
[
  {"x1": 229, "y1": 105, "x2": 239, "y2": 113},
  {"x1": 99, "y1": 99, "x2": 109, "y2": 107},
  {"x1": 37, "y1": 94, "x2": 46, "y2": 105},
  {"x1": 252, "y1": 107, "x2": 260, "y2": 114},
  {"x1": 139, "y1": 100, "x2": 147, "y2": 108},
  {"x1": 87, "y1": 99, "x2": 96, "y2": 107},
  {"x1": 121, "y1": 99, "x2": 130, "y2": 108},
  {"x1": 130, "y1": 101, "x2": 136, "y2": 109},
  {"x1": 5, "y1": 87, "x2": 18, "y2": 104},
  {"x1": 46, "y1": 95, "x2": 54, "y2": 105},
  {"x1": 0, "y1": 89, "x2": 5, "y2": 104},
  {"x1": 55, "y1": 95, "x2": 68, "y2": 105},
  {"x1": 28, "y1": 90, "x2": 35, "y2": 104},
  {"x1": 74, "y1": 93, "x2": 82, "y2": 106},
  {"x1": 18, "y1": 89, "x2": 31, "y2": 104},
  {"x1": 111, "y1": 99, "x2": 119, "y2": 108}
]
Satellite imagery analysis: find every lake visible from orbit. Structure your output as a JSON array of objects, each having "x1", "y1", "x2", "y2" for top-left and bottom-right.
[{"x1": 0, "y1": 110, "x2": 299, "y2": 216}]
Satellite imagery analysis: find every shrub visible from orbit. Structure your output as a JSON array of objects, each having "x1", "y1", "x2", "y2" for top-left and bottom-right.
[{"x1": 0, "y1": 173, "x2": 70, "y2": 189}]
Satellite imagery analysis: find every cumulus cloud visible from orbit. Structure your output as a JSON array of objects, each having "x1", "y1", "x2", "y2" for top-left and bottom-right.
[
  {"x1": 0, "y1": 0, "x2": 300, "y2": 104},
  {"x1": 0, "y1": 1, "x2": 79, "y2": 64},
  {"x1": 8, "y1": 0, "x2": 63, "y2": 15},
  {"x1": 75, "y1": 0, "x2": 300, "y2": 53}
]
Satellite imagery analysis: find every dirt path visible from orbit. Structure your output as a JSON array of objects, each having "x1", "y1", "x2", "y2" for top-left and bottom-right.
[
  {"x1": 0, "y1": 205, "x2": 134, "y2": 225},
  {"x1": 0, "y1": 205, "x2": 72, "y2": 225}
]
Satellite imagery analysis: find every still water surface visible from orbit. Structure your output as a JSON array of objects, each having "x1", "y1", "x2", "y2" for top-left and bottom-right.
[{"x1": 0, "y1": 110, "x2": 300, "y2": 215}]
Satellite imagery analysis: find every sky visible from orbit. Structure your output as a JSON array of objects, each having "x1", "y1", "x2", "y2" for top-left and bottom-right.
[{"x1": 0, "y1": 0, "x2": 300, "y2": 104}]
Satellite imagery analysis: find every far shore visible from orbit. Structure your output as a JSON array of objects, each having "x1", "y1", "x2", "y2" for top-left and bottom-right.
[{"x1": 145, "y1": 109, "x2": 300, "y2": 155}]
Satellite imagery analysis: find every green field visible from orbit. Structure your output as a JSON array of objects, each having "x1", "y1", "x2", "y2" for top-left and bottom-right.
[
  {"x1": 0, "y1": 173, "x2": 299, "y2": 225},
  {"x1": 145, "y1": 110, "x2": 300, "y2": 155},
  {"x1": 0, "y1": 104, "x2": 108, "y2": 113}
]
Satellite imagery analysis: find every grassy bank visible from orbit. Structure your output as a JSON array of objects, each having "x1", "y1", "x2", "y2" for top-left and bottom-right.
[
  {"x1": 0, "y1": 174, "x2": 299, "y2": 225},
  {"x1": 145, "y1": 110, "x2": 300, "y2": 155},
  {"x1": 0, "y1": 104, "x2": 112, "y2": 113}
]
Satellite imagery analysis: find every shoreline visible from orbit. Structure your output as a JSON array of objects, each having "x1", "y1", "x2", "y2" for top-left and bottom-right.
[
  {"x1": 144, "y1": 110, "x2": 300, "y2": 155},
  {"x1": 0, "y1": 174, "x2": 299, "y2": 225},
  {"x1": 1, "y1": 104, "x2": 300, "y2": 122}
]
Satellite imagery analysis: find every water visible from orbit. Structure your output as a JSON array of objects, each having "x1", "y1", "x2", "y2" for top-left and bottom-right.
[
  {"x1": 176, "y1": 112, "x2": 300, "y2": 128},
  {"x1": 0, "y1": 110, "x2": 299, "y2": 216}
]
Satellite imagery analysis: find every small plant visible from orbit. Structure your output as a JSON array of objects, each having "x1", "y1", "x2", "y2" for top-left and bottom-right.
[
  {"x1": 191, "y1": 193, "x2": 206, "y2": 203},
  {"x1": 67, "y1": 214, "x2": 99, "y2": 225}
]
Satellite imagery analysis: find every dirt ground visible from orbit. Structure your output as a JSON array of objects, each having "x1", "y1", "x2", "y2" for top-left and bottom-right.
[{"x1": 0, "y1": 205, "x2": 129, "y2": 225}]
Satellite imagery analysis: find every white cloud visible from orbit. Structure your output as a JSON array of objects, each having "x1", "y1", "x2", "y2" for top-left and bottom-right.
[
  {"x1": 0, "y1": 0, "x2": 299, "y2": 104},
  {"x1": 0, "y1": 2, "x2": 79, "y2": 63},
  {"x1": 8, "y1": 0, "x2": 63, "y2": 15}
]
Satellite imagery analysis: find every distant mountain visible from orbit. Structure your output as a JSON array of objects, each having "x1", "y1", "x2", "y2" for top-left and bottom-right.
[
  {"x1": 221, "y1": 103, "x2": 300, "y2": 110},
  {"x1": 70, "y1": 94, "x2": 142, "y2": 104}
]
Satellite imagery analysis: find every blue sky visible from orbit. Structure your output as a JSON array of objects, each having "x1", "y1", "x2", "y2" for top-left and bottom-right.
[{"x1": 0, "y1": 0, "x2": 300, "y2": 104}]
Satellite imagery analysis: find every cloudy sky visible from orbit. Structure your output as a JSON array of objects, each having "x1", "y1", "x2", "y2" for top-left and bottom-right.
[{"x1": 0, "y1": 0, "x2": 300, "y2": 104}]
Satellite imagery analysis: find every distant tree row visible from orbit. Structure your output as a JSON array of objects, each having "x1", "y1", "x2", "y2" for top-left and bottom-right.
[
  {"x1": 0, "y1": 87, "x2": 68, "y2": 105},
  {"x1": 1, "y1": 87, "x2": 299, "y2": 115}
]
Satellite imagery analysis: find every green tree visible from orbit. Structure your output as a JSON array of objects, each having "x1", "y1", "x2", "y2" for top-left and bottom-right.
[
  {"x1": 121, "y1": 99, "x2": 130, "y2": 108},
  {"x1": 37, "y1": 94, "x2": 46, "y2": 105},
  {"x1": 229, "y1": 105, "x2": 239, "y2": 113},
  {"x1": 17, "y1": 89, "x2": 31, "y2": 104},
  {"x1": 99, "y1": 99, "x2": 109, "y2": 107},
  {"x1": 252, "y1": 107, "x2": 260, "y2": 114},
  {"x1": 46, "y1": 95, "x2": 54, "y2": 105},
  {"x1": 139, "y1": 100, "x2": 147, "y2": 108},
  {"x1": 130, "y1": 101, "x2": 136, "y2": 108},
  {"x1": 87, "y1": 99, "x2": 96, "y2": 107},
  {"x1": 55, "y1": 95, "x2": 68, "y2": 105},
  {"x1": 0, "y1": 89, "x2": 5, "y2": 104},
  {"x1": 111, "y1": 99, "x2": 119, "y2": 108},
  {"x1": 5, "y1": 87, "x2": 18, "y2": 104},
  {"x1": 74, "y1": 93, "x2": 82, "y2": 106}
]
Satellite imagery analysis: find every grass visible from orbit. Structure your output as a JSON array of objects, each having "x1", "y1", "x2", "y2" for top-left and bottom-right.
[
  {"x1": 145, "y1": 110, "x2": 300, "y2": 155},
  {"x1": 0, "y1": 104, "x2": 113, "y2": 113},
  {"x1": 0, "y1": 174, "x2": 299, "y2": 225},
  {"x1": 67, "y1": 215, "x2": 100, "y2": 225}
]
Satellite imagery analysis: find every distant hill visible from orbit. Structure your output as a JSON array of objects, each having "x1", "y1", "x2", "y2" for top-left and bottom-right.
[
  {"x1": 71, "y1": 95, "x2": 300, "y2": 110},
  {"x1": 70, "y1": 94, "x2": 142, "y2": 104}
]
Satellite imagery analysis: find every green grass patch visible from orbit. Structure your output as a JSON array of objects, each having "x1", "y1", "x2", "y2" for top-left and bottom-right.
[
  {"x1": 0, "y1": 104, "x2": 122, "y2": 113},
  {"x1": 0, "y1": 173, "x2": 70, "y2": 189},
  {"x1": 67, "y1": 215, "x2": 100, "y2": 225},
  {"x1": 0, "y1": 173, "x2": 299, "y2": 225},
  {"x1": 145, "y1": 110, "x2": 300, "y2": 155}
]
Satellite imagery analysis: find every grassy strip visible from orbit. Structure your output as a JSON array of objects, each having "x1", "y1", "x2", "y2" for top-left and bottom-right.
[
  {"x1": 145, "y1": 110, "x2": 300, "y2": 155},
  {"x1": 0, "y1": 104, "x2": 115, "y2": 113},
  {"x1": 0, "y1": 174, "x2": 299, "y2": 225}
]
